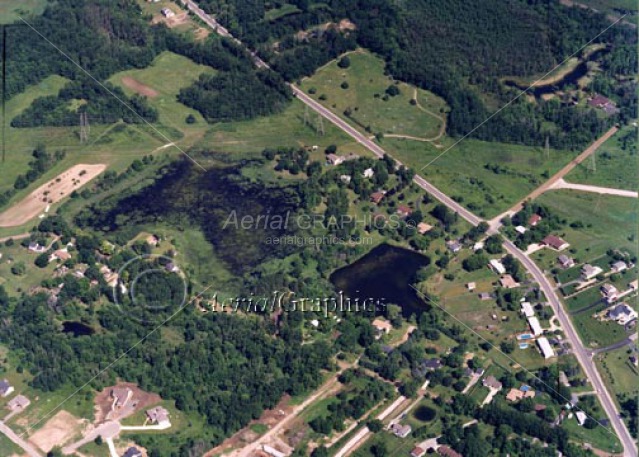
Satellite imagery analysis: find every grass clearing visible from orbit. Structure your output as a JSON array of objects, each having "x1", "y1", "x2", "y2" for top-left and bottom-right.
[
  {"x1": 566, "y1": 124, "x2": 638, "y2": 190},
  {"x1": 0, "y1": 0, "x2": 47, "y2": 24},
  {"x1": 534, "y1": 190, "x2": 637, "y2": 261},
  {"x1": 595, "y1": 345, "x2": 639, "y2": 406},
  {"x1": 388, "y1": 138, "x2": 575, "y2": 218},
  {"x1": 299, "y1": 50, "x2": 447, "y2": 141},
  {"x1": 572, "y1": 305, "x2": 629, "y2": 348}
]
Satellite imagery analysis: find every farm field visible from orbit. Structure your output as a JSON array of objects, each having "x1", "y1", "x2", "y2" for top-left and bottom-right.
[
  {"x1": 387, "y1": 138, "x2": 575, "y2": 218},
  {"x1": 595, "y1": 345, "x2": 639, "y2": 407},
  {"x1": 533, "y1": 190, "x2": 637, "y2": 261},
  {"x1": 0, "y1": 0, "x2": 47, "y2": 24},
  {"x1": 299, "y1": 50, "x2": 448, "y2": 141},
  {"x1": 566, "y1": 125, "x2": 637, "y2": 190}
]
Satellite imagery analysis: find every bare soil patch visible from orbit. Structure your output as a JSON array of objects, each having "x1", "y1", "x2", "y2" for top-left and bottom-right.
[
  {"x1": 94, "y1": 382, "x2": 162, "y2": 424},
  {"x1": 29, "y1": 410, "x2": 85, "y2": 452},
  {"x1": 121, "y1": 76, "x2": 159, "y2": 98},
  {"x1": 0, "y1": 163, "x2": 106, "y2": 228}
]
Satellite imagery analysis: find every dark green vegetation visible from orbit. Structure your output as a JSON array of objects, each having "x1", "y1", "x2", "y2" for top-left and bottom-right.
[
  {"x1": 2, "y1": 0, "x2": 291, "y2": 131},
  {"x1": 198, "y1": 0, "x2": 636, "y2": 149}
]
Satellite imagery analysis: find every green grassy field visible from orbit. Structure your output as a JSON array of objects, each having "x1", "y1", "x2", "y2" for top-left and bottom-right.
[
  {"x1": 534, "y1": 190, "x2": 637, "y2": 261},
  {"x1": 595, "y1": 345, "x2": 639, "y2": 406},
  {"x1": 387, "y1": 138, "x2": 575, "y2": 218},
  {"x1": 0, "y1": 0, "x2": 47, "y2": 23},
  {"x1": 299, "y1": 50, "x2": 447, "y2": 140},
  {"x1": 579, "y1": 0, "x2": 638, "y2": 11},
  {"x1": 107, "y1": 51, "x2": 213, "y2": 145},
  {"x1": 572, "y1": 305, "x2": 629, "y2": 348},
  {"x1": 566, "y1": 125, "x2": 638, "y2": 190}
]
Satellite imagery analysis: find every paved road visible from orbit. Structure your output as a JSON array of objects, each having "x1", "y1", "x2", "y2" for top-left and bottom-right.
[
  {"x1": 503, "y1": 239, "x2": 636, "y2": 457},
  {"x1": 551, "y1": 178, "x2": 638, "y2": 198},
  {"x1": 0, "y1": 421, "x2": 43, "y2": 457},
  {"x1": 180, "y1": 4, "x2": 636, "y2": 455}
]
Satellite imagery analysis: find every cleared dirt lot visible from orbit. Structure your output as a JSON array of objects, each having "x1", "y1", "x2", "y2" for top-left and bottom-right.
[
  {"x1": 0, "y1": 163, "x2": 106, "y2": 227},
  {"x1": 121, "y1": 76, "x2": 159, "y2": 98},
  {"x1": 29, "y1": 410, "x2": 85, "y2": 453},
  {"x1": 94, "y1": 382, "x2": 162, "y2": 423}
]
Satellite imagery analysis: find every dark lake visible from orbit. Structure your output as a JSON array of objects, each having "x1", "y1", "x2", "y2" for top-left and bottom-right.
[
  {"x1": 329, "y1": 243, "x2": 431, "y2": 317},
  {"x1": 504, "y1": 48, "x2": 607, "y2": 97},
  {"x1": 62, "y1": 321, "x2": 95, "y2": 337}
]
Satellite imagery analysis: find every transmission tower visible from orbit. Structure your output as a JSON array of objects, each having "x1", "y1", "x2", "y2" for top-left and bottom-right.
[
  {"x1": 590, "y1": 151, "x2": 596, "y2": 173},
  {"x1": 303, "y1": 105, "x2": 310, "y2": 127},
  {"x1": 544, "y1": 136, "x2": 550, "y2": 160},
  {"x1": 315, "y1": 114, "x2": 325, "y2": 136},
  {"x1": 79, "y1": 112, "x2": 90, "y2": 143}
]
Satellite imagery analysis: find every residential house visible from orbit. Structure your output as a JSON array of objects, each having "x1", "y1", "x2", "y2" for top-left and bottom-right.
[
  {"x1": 111, "y1": 387, "x2": 133, "y2": 409},
  {"x1": 7, "y1": 395, "x2": 30, "y2": 411},
  {"x1": 581, "y1": 264, "x2": 603, "y2": 281},
  {"x1": 28, "y1": 242, "x2": 46, "y2": 253},
  {"x1": 536, "y1": 337, "x2": 555, "y2": 359},
  {"x1": 397, "y1": 205, "x2": 412, "y2": 218},
  {"x1": 411, "y1": 447, "x2": 426, "y2": 457},
  {"x1": 521, "y1": 302, "x2": 535, "y2": 318},
  {"x1": 515, "y1": 226, "x2": 527, "y2": 235},
  {"x1": 588, "y1": 94, "x2": 619, "y2": 114},
  {"x1": 420, "y1": 358, "x2": 442, "y2": 371},
  {"x1": 611, "y1": 260, "x2": 628, "y2": 273},
  {"x1": 417, "y1": 222, "x2": 433, "y2": 234},
  {"x1": 557, "y1": 255, "x2": 575, "y2": 269},
  {"x1": 326, "y1": 154, "x2": 345, "y2": 166},
  {"x1": 165, "y1": 262, "x2": 180, "y2": 273},
  {"x1": 600, "y1": 283, "x2": 619, "y2": 303},
  {"x1": 161, "y1": 7, "x2": 175, "y2": 17},
  {"x1": 390, "y1": 423, "x2": 412, "y2": 438},
  {"x1": 529, "y1": 214, "x2": 542, "y2": 227},
  {"x1": 541, "y1": 235, "x2": 569, "y2": 251},
  {"x1": 340, "y1": 175, "x2": 352, "y2": 184},
  {"x1": 0, "y1": 380, "x2": 14, "y2": 398},
  {"x1": 146, "y1": 406, "x2": 171, "y2": 427},
  {"x1": 473, "y1": 241, "x2": 484, "y2": 251},
  {"x1": 489, "y1": 259, "x2": 506, "y2": 275},
  {"x1": 372, "y1": 318, "x2": 393, "y2": 337},
  {"x1": 482, "y1": 375, "x2": 502, "y2": 390},
  {"x1": 629, "y1": 279, "x2": 638, "y2": 291},
  {"x1": 478, "y1": 292, "x2": 492, "y2": 301},
  {"x1": 263, "y1": 445, "x2": 287, "y2": 457},
  {"x1": 49, "y1": 249, "x2": 71, "y2": 263},
  {"x1": 575, "y1": 410, "x2": 588, "y2": 426},
  {"x1": 370, "y1": 192, "x2": 385, "y2": 204},
  {"x1": 466, "y1": 282, "x2": 476, "y2": 292},
  {"x1": 438, "y1": 446, "x2": 462, "y2": 457},
  {"x1": 499, "y1": 274, "x2": 519, "y2": 289},
  {"x1": 447, "y1": 240, "x2": 462, "y2": 254},
  {"x1": 527, "y1": 316, "x2": 543, "y2": 337},
  {"x1": 146, "y1": 234, "x2": 159, "y2": 246},
  {"x1": 607, "y1": 303, "x2": 638, "y2": 325},
  {"x1": 362, "y1": 168, "x2": 375, "y2": 179},
  {"x1": 123, "y1": 448, "x2": 143, "y2": 457},
  {"x1": 505, "y1": 387, "x2": 535, "y2": 402}
]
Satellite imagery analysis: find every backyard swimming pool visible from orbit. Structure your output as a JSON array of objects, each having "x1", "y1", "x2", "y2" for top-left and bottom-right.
[{"x1": 518, "y1": 333, "x2": 534, "y2": 340}]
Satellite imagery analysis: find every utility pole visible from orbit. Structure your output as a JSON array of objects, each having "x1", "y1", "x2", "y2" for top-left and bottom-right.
[
  {"x1": 545, "y1": 136, "x2": 550, "y2": 161},
  {"x1": 590, "y1": 151, "x2": 596, "y2": 173},
  {"x1": 316, "y1": 114, "x2": 325, "y2": 136},
  {"x1": 79, "y1": 112, "x2": 90, "y2": 143}
]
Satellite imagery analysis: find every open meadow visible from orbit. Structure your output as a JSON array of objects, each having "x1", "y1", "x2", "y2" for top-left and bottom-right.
[{"x1": 299, "y1": 50, "x2": 447, "y2": 141}]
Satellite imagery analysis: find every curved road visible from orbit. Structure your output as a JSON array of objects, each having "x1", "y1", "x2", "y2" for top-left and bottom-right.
[{"x1": 180, "y1": 3, "x2": 637, "y2": 455}]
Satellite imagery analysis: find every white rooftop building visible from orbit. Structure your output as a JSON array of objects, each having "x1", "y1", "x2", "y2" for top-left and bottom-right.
[
  {"x1": 521, "y1": 302, "x2": 535, "y2": 318},
  {"x1": 536, "y1": 337, "x2": 555, "y2": 359},
  {"x1": 527, "y1": 316, "x2": 543, "y2": 336}
]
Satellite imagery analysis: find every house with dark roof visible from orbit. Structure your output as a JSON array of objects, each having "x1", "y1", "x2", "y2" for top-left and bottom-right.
[
  {"x1": 0, "y1": 379, "x2": 14, "y2": 398},
  {"x1": 390, "y1": 423, "x2": 412, "y2": 438},
  {"x1": 557, "y1": 255, "x2": 575, "y2": 269},
  {"x1": 541, "y1": 235, "x2": 569, "y2": 251},
  {"x1": 397, "y1": 205, "x2": 412, "y2": 218},
  {"x1": 588, "y1": 94, "x2": 619, "y2": 114},
  {"x1": 607, "y1": 303, "x2": 638, "y2": 325},
  {"x1": 528, "y1": 214, "x2": 542, "y2": 226},
  {"x1": 420, "y1": 358, "x2": 442, "y2": 371},
  {"x1": 482, "y1": 375, "x2": 502, "y2": 390},
  {"x1": 438, "y1": 445, "x2": 463, "y2": 457},
  {"x1": 123, "y1": 447, "x2": 143, "y2": 457}
]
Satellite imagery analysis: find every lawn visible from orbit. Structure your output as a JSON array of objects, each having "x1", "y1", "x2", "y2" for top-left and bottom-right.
[
  {"x1": 566, "y1": 124, "x2": 638, "y2": 190},
  {"x1": 534, "y1": 190, "x2": 637, "y2": 261},
  {"x1": 0, "y1": 0, "x2": 47, "y2": 23},
  {"x1": 595, "y1": 345, "x2": 639, "y2": 407},
  {"x1": 387, "y1": 138, "x2": 575, "y2": 218},
  {"x1": 561, "y1": 408, "x2": 623, "y2": 454},
  {"x1": 299, "y1": 50, "x2": 448, "y2": 141},
  {"x1": 572, "y1": 305, "x2": 629, "y2": 348}
]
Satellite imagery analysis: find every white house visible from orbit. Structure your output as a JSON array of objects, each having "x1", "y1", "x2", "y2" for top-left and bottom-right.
[
  {"x1": 521, "y1": 302, "x2": 535, "y2": 318},
  {"x1": 527, "y1": 316, "x2": 543, "y2": 337},
  {"x1": 489, "y1": 259, "x2": 506, "y2": 275},
  {"x1": 536, "y1": 337, "x2": 555, "y2": 359}
]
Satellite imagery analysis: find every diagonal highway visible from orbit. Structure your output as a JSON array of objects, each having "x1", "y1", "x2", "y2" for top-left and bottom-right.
[{"x1": 182, "y1": 2, "x2": 636, "y2": 454}]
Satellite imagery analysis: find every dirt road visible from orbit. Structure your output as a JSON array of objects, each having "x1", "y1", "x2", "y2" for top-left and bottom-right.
[{"x1": 550, "y1": 178, "x2": 638, "y2": 198}]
